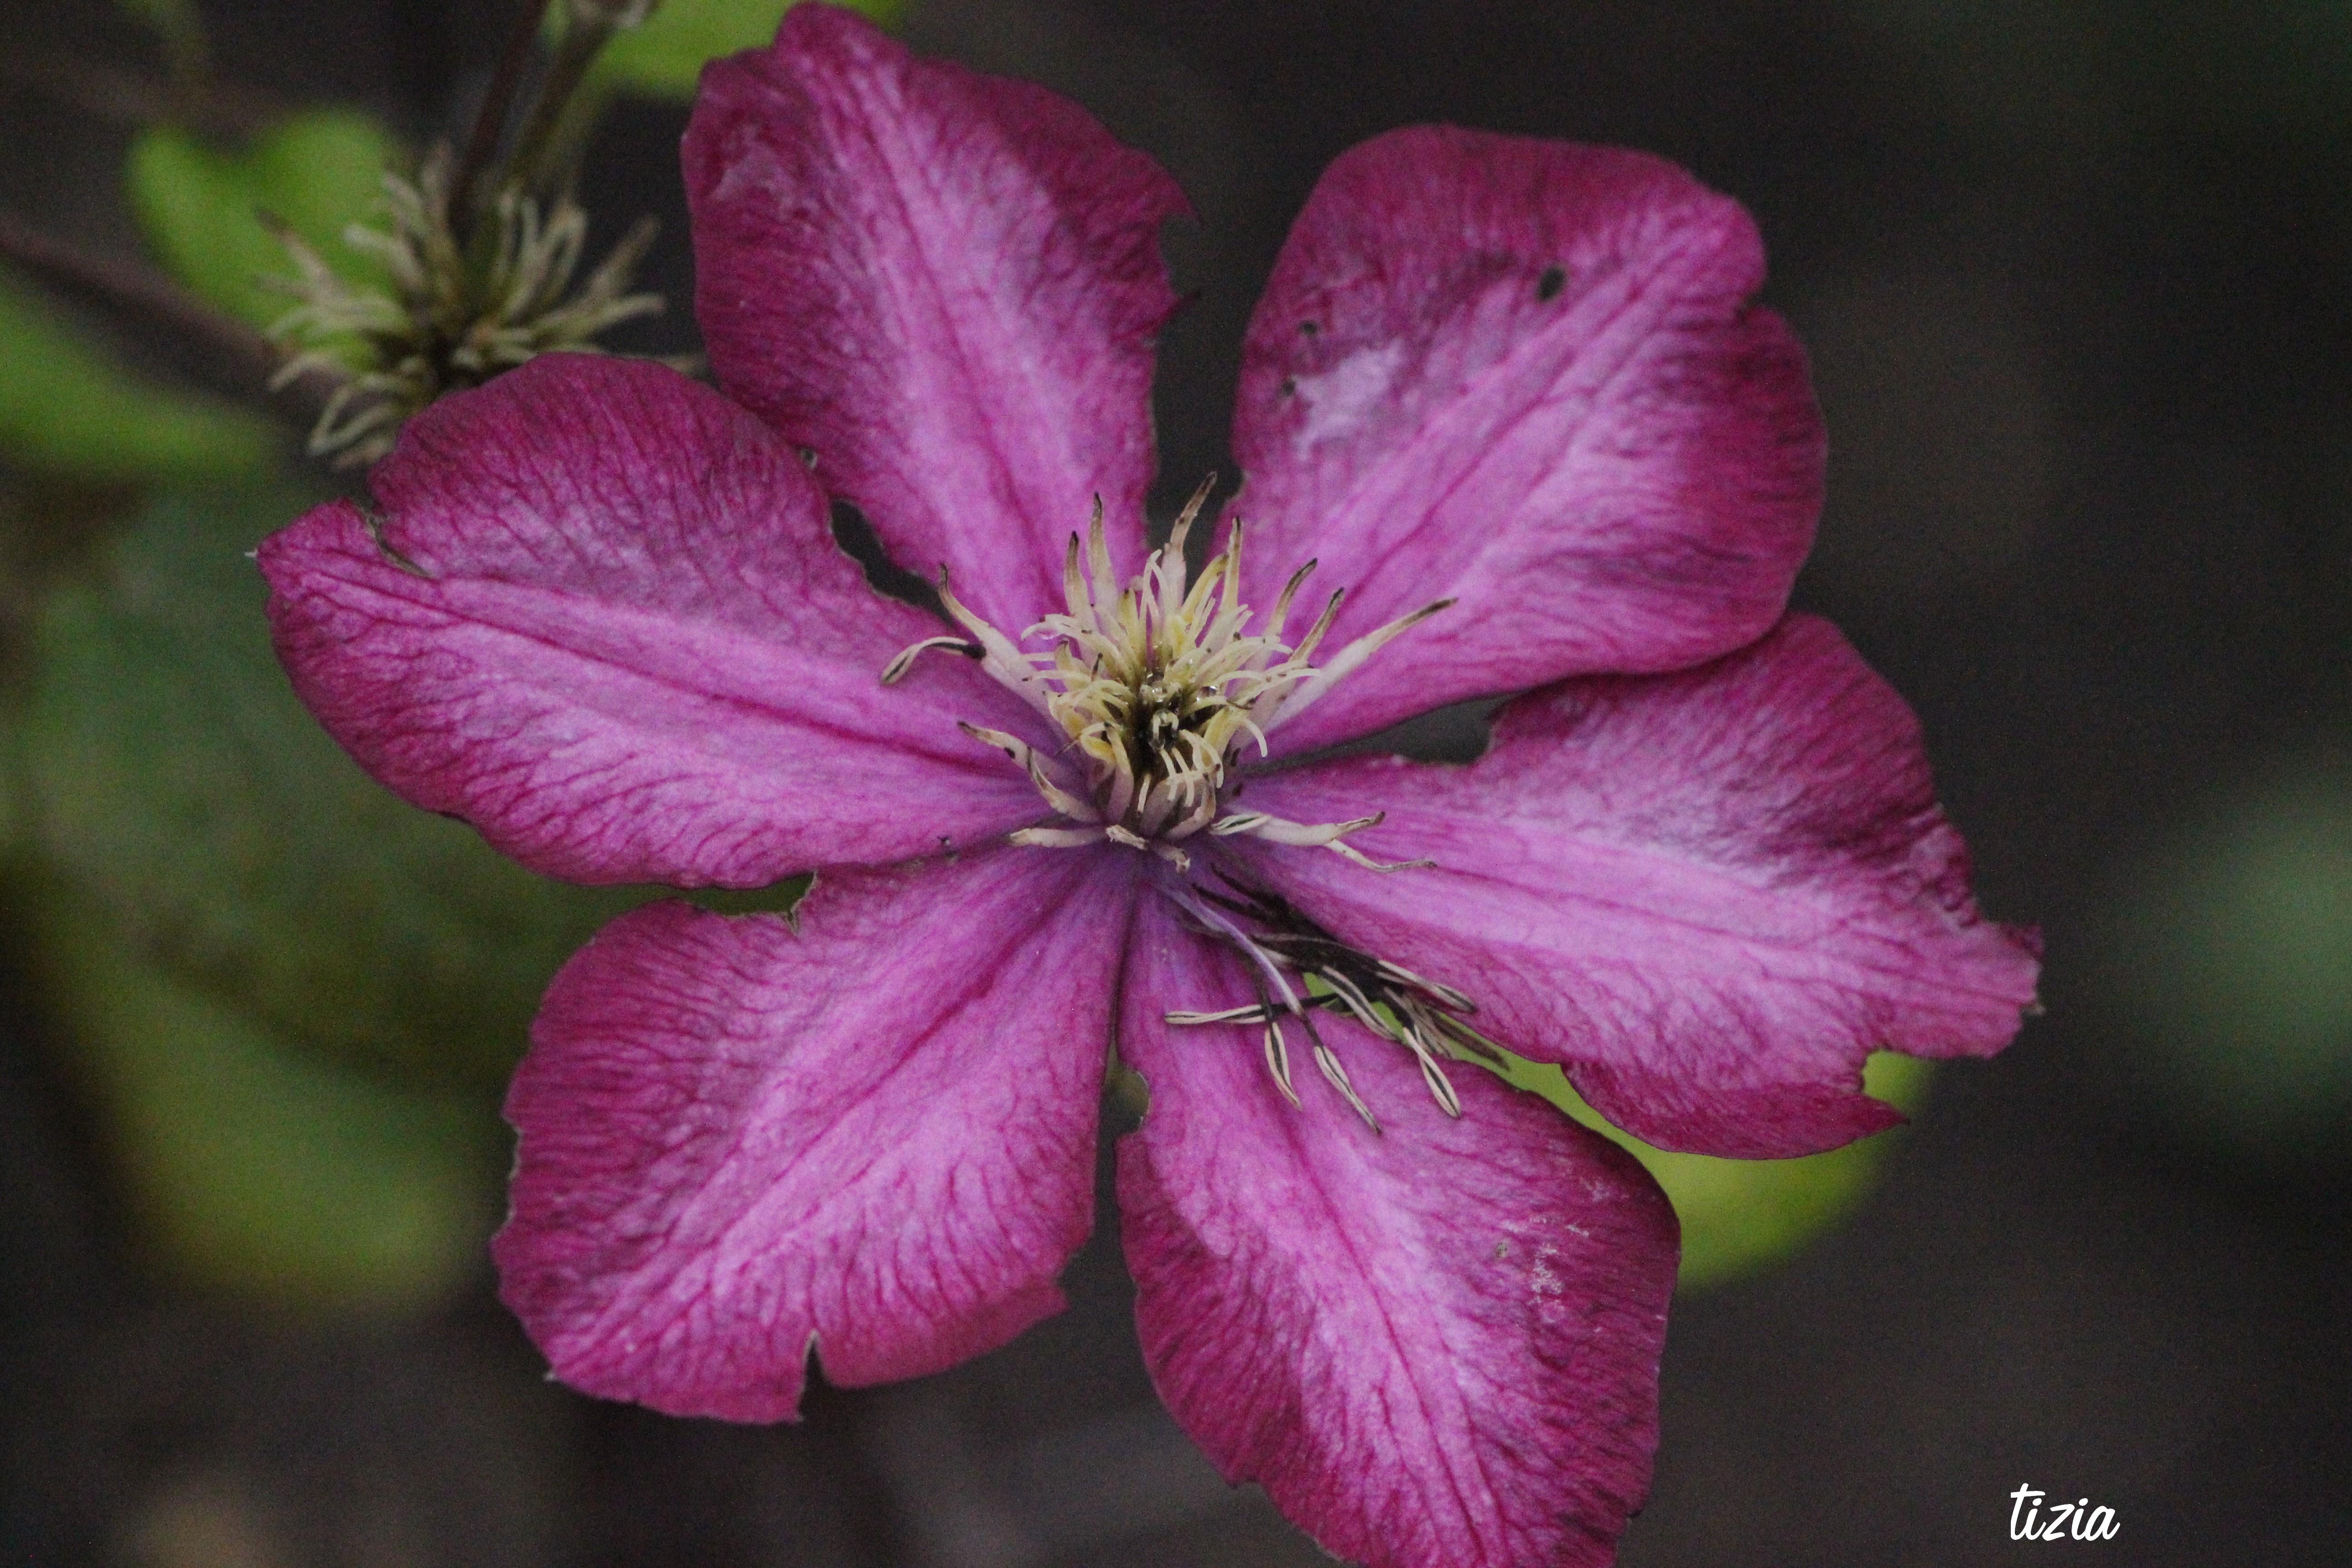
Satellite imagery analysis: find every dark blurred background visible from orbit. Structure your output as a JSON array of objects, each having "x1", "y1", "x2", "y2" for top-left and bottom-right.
[{"x1": 3, "y1": 0, "x2": 2349, "y2": 1564}]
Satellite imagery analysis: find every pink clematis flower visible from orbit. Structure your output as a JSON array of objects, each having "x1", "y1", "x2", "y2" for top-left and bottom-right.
[{"x1": 258, "y1": 8, "x2": 2039, "y2": 1565}]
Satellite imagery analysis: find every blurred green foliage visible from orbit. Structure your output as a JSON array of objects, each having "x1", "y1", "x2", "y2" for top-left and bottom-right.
[
  {"x1": 0, "y1": 272, "x2": 277, "y2": 482},
  {"x1": 2118, "y1": 772, "x2": 2352, "y2": 1160},
  {"x1": 5, "y1": 485, "x2": 675, "y2": 1303},
  {"x1": 126, "y1": 110, "x2": 398, "y2": 336},
  {"x1": 31, "y1": 879, "x2": 499, "y2": 1305},
  {"x1": 18, "y1": 486, "x2": 652, "y2": 1094},
  {"x1": 585, "y1": 0, "x2": 906, "y2": 98},
  {"x1": 1492, "y1": 1049, "x2": 1934, "y2": 1290}
]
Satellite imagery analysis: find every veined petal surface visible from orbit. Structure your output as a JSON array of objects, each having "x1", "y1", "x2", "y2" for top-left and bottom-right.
[
  {"x1": 686, "y1": 5, "x2": 1188, "y2": 630},
  {"x1": 260, "y1": 355, "x2": 1046, "y2": 887},
  {"x1": 496, "y1": 846, "x2": 1137, "y2": 1421},
  {"x1": 1228, "y1": 127, "x2": 1822, "y2": 755},
  {"x1": 1229, "y1": 616, "x2": 2040, "y2": 1158},
  {"x1": 1117, "y1": 894, "x2": 1677, "y2": 1568}
]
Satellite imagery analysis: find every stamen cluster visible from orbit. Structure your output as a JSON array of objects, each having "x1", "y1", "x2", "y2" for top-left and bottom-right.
[
  {"x1": 884, "y1": 481, "x2": 1448, "y2": 871},
  {"x1": 1034, "y1": 484, "x2": 1330, "y2": 840}
]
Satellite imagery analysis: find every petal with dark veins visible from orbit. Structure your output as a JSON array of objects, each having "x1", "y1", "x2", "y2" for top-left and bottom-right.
[
  {"x1": 496, "y1": 845, "x2": 1138, "y2": 1421},
  {"x1": 1228, "y1": 616, "x2": 2040, "y2": 1158},
  {"x1": 261, "y1": 355, "x2": 1047, "y2": 887},
  {"x1": 1118, "y1": 893, "x2": 1678, "y2": 1568},
  {"x1": 686, "y1": 5, "x2": 1188, "y2": 631},
  {"x1": 1228, "y1": 126, "x2": 1822, "y2": 755}
]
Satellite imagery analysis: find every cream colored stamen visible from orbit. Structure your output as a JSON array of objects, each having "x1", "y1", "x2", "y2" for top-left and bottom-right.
[{"x1": 882, "y1": 478, "x2": 1448, "y2": 862}]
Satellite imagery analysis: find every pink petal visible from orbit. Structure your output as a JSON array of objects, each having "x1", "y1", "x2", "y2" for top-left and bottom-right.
[
  {"x1": 495, "y1": 845, "x2": 1138, "y2": 1421},
  {"x1": 260, "y1": 355, "x2": 1048, "y2": 887},
  {"x1": 1228, "y1": 127, "x2": 1823, "y2": 755},
  {"x1": 1228, "y1": 615, "x2": 2040, "y2": 1158},
  {"x1": 684, "y1": 6, "x2": 1188, "y2": 632},
  {"x1": 1117, "y1": 894, "x2": 1678, "y2": 1568}
]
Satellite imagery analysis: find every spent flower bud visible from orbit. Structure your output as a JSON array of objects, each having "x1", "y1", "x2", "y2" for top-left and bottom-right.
[{"x1": 265, "y1": 147, "x2": 666, "y2": 467}]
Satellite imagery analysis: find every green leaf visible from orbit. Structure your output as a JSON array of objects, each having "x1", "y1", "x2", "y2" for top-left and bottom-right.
[
  {"x1": 586, "y1": 0, "x2": 906, "y2": 98},
  {"x1": 126, "y1": 110, "x2": 399, "y2": 331},
  {"x1": 0, "y1": 270, "x2": 277, "y2": 481},
  {"x1": 17, "y1": 485, "x2": 657, "y2": 1093},
  {"x1": 26, "y1": 874, "x2": 497, "y2": 1307},
  {"x1": 1487, "y1": 1049, "x2": 1934, "y2": 1291}
]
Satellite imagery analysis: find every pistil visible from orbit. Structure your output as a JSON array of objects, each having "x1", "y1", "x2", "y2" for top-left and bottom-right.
[{"x1": 1163, "y1": 878, "x2": 1503, "y2": 1127}]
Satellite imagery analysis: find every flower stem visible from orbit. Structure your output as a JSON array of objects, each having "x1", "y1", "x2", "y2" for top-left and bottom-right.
[
  {"x1": 498, "y1": 8, "x2": 622, "y2": 204},
  {"x1": 452, "y1": 0, "x2": 558, "y2": 240},
  {"x1": 121, "y1": 0, "x2": 213, "y2": 94},
  {"x1": 0, "y1": 207, "x2": 341, "y2": 421},
  {"x1": 0, "y1": 55, "x2": 283, "y2": 139}
]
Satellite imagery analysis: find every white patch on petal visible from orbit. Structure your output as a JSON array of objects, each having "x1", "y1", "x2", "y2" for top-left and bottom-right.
[{"x1": 1293, "y1": 341, "x2": 1406, "y2": 448}]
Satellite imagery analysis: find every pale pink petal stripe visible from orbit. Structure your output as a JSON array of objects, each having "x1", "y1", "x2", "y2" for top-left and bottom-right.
[
  {"x1": 1227, "y1": 127, "x2": 1822, "y2": 754},
  {"x1": 685, "y1": 5, "x2": 1188, "y2": 631},
  {"x1": 496, "y1": 846, "x2": 1139, "y2": 1421},
  {"x1": 1117, "y1": 894, "x2": 1677, "y2": 1568},
  {"x1": 1228, "y1": 615, "x2": 2040, "y2": 1158},
  {"x1": 260, "y1": 355, "x2": 1048, "y2": 887}
]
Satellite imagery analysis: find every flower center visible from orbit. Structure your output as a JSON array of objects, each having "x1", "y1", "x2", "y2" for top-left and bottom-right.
[
  {"x1": 881, "y1": 486, "x2": 1480, "y2": 1126},
  {"x1": 883, "y1": 479, "x2": 1449, "y2": 871}
]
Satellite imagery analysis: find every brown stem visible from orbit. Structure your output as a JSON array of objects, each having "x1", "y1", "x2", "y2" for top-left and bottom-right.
[
  {"x1": 0, "y1": 208, "x2": 343, "y2": 419},
  {"x1": 0, "y1": 54, "x2": 288, "y2": 140},
  {"x1": 453, "y1": 0, "x2": 558, "y2": 237},
  {"x1": 500, "y1": 10, "x2": 618, "y2": 201}
]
